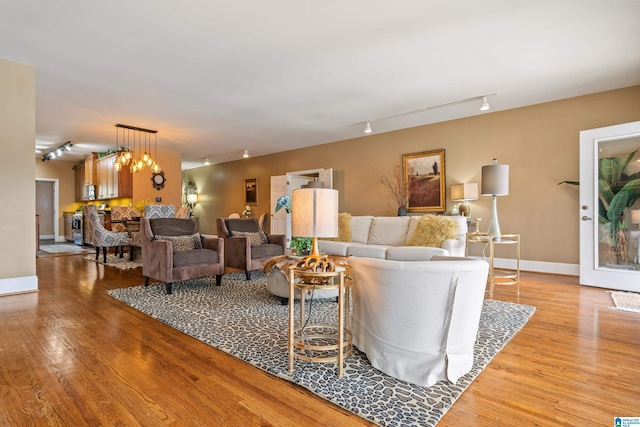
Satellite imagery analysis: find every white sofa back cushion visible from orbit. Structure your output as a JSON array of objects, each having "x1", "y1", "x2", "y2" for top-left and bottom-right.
[
  {"x1": 350, "y1": 216, "x2": 374, "y2": 243},
  {"x1": 367, "y1": 216, "x2": 411, "y2": 246}
]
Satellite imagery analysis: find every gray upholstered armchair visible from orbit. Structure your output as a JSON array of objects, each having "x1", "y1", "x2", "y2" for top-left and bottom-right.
[
  {"x1": 217, "y1": 217, "x2": 286, "y2": 280},
  {"x1": 84, "y1": 205, "x2": 130, "y2": 263},
  {"x1": 141, "y1": 217, "x2": 224, "y2": 294}
]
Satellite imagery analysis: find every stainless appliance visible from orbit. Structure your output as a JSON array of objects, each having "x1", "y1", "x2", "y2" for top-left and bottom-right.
[
  {"x1": 72, "y1": 213, "x2": 83, "y2": 245},
  {"x1": 86, "y1": 184, "x2": 96, "y2": 200}
]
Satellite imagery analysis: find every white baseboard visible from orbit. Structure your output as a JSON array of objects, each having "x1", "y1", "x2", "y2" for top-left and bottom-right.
[
  {"x1": 470, "y1": 256, "x2": 579, "y2": 276},
  {"x1": 0, "y1": 275, "x2": 38, "y2": 296}
]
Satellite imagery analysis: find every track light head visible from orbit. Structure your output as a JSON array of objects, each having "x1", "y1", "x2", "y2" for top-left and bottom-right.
[
  {"x1": 480, "y1": 96, "x2": 490, "y2": 111},
  {"x1": 364, "y1": 121, "x2": 372, "y2": 134},
  {"x1": 243, "y1": 148, "x2": 249, "y2": 158}
]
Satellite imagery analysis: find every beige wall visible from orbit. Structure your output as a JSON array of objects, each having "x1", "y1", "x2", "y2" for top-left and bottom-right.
[
  {"x1": 0, "y1": 59, "x2": 36, "y2": 293},
  {"x1": 131, "y1": 148, "x2": 183, "y2": 208},
  {"x1": 187, "y1": 85, "x2": 640, "y2": 267}
]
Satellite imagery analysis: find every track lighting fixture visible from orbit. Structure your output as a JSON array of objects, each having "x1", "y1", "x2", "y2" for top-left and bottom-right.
[
  {"x1": 480, "y1": 96, "x2": 490, "y2": 111},
  {"x1": 243, "y1": 148, "x2": 249, "y2": 158},
  {"x1": 41, "y1": 141, "x2": 72, "y2": 161},
  {"x1": 361, "y1": 93, "x2": 496, "y2": 134}
]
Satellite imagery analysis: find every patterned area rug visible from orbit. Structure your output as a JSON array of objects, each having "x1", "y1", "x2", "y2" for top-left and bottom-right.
[
  {"x1": 610, "y1": 291, "x2": 640, "y2": 313},
  {"x1": 40, "y1": 243, "x2": 92, "y2": 254},
  {"x1": 107, "y1": 272, "x2": 535, "y2": 427},
  {"x1": 83, "y1": 254, "x2": 142, "y2": 270}
]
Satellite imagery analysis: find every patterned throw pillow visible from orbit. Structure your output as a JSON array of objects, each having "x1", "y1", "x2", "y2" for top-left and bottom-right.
[
  {"x1": 145, "y1": 204, "x2": 175, "y2": 219},
  {"x1": 231, "y1": 230, "x2": 268, "y2": 246},
  {"x1": 155, "y1": 233, "x2": 203, "y2": 251}
]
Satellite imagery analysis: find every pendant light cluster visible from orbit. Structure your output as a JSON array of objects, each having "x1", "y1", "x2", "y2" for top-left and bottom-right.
[{"x1": 114, "y1": 124, "x2": 161, "y2": 173}]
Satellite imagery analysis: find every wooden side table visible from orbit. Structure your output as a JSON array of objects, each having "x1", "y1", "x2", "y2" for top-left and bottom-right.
[
  {"x1": 466, "y1": 233, "x2": 520, "y2": 299},
  {"x1": 288, "y1": 265, "x2": 353, "y2": 377}
]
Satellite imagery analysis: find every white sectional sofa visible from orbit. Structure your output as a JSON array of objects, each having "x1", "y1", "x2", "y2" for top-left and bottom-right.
[
  {"x1": 318, "y1": 215, "x2": 467, "y2": 260},
  {"x1": 348, "y1": 256, "x2": 489, "y2": 387}
]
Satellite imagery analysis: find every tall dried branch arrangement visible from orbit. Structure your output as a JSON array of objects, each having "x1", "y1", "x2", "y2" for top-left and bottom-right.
[{"x1": 380, "y1": 162, "x2": 412, "y2": 207}]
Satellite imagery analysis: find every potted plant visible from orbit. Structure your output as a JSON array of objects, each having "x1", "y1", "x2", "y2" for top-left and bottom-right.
[
  {"x1": 290, "y1": 237, "x2": 313, "y2": 256},
  {"x1": 380, "y1": 162, "x2": 412, "y2": 216}
]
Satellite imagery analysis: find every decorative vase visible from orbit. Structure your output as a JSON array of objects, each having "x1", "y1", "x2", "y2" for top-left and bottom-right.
[
  {"x1": 397, "y1": 206, "x2": 407, "y2": 216},
  {"x1": 608, "y1": 228, "x2": 628, "y2": 265}
]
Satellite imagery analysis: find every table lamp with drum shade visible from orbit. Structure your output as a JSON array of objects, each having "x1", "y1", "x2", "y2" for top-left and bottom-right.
[
  {"x1": 291, "y1": 187, "x2": 339, "y2": 273},
  {"x1": 481, "y1": 158, "x2": 510, "y2": 237},
  {"x1": 451, "y1": 182, "x2": 478, "y2": 217}
]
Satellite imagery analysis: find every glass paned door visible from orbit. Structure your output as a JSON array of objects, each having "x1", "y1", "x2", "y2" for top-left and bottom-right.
[{"x1": 579, "y1": 121, "x2": 640, "y2": 292}]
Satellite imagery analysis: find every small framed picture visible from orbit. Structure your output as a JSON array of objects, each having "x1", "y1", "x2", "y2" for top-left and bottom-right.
[
  {"x1": 244, "y1": 178, "x2": 258, "y2": 205},
  {"x1": 403, "y1": 149, "x2": 446, "y2": 213}
]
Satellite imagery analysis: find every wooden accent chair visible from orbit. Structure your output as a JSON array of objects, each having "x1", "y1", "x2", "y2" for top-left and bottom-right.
[{"x1": 141, "y1": 217, "x2": 224, "y2": 294}]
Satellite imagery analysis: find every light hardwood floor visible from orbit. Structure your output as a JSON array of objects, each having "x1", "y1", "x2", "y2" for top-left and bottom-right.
[{"x1": 0, "y1": 254, "x2": 638, "y2": 426}]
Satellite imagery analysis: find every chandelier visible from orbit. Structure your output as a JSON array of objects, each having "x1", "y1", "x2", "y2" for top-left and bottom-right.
[{"x1": 114, "y1": 124, "x2": 161, "y2": 173}]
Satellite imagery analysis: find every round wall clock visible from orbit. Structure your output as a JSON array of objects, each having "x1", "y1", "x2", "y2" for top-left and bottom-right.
[{"x1": 151, "y1": 171, "x2": 166, "y2": 190}]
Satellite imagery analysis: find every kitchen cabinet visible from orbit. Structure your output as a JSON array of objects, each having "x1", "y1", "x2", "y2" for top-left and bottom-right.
[
  {"x1": 84, "y1": 153, "x2": 97, "y2": 185},
  {"x1": 75, "y1": 153, "x2": 97, "y2": 201},
  {"x1": 96, "y1": 153, "x2": 132, "y2": 199},
  {"x1": 74, "y1": 164, "x2": 85, "y2": 201}
]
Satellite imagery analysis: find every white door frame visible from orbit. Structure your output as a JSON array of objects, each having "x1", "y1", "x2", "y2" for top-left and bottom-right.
[
  {"x1": 579, "y1": 121, "x2": 640, "y2": 292},
  {"x1": 35, "y1": 177, "x2": 60, "y2": 242},
  {"x1": 270, "y1": 168, "x2": 333, "y2": 246}
]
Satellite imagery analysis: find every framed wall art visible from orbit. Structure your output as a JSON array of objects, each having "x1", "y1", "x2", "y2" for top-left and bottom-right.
[
  {"x1": 403, "y1": 149, "x2": 445, "y2": 213},
  {"x1": 244, "y1": 178, "x2": 258, "y2": 205}
]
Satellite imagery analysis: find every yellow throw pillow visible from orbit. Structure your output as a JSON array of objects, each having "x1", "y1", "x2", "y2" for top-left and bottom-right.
[
  {"x1": 337, "y1": 212, "x2": 352, "y2": 242},
  {"x1": 322, "y1": 212, "x2": 352, "y2": 242},
  {"x1": 406, "y1": 215, "x2": 458, "y2": 247}
]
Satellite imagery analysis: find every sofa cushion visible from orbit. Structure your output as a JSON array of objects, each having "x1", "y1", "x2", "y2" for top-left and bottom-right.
[
  {"x1": 225, "y1": 218, "x2": 260, "y2": 235},
  {"x1": 347, "y1": 243, "x2": 389, "y2": 259},
  {"x1": 318, "y1": 240, "x2": 350, "y2": 256},
  {"x1": 406, "y1": 215, "x2": 458, "y2": 248},
  {"x1": 367, "y1": 216, "x2": 411, "y2": 246},
  {"x1": 386, "y1": 246, "x2": 449, "y2": 261},
  {"x1": 350, "y1": 216, "x2": 374, "y2": 243},
  {"x1": 251, "y1": 243, "x2": 284, "y2": 259},
  {"x1": 173, "y1": 248, "x2": 218, "y2": 267},
  {"x1": 231, "y1": 230, "x2": 268, "y2": 246},
  {"x1": 405, "y1": 217, "x2": 421, "y2": 245},
  {"x1": 150, "y1": 218, "x2": 198, "y2": 236},
  {"x1": 156, "y1": 233, "x2": 203, "y2": 251}
]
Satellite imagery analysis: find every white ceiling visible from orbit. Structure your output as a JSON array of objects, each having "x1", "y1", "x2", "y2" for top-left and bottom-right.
[{"x1": 2, "y1": 0, "x2": 639, "y2": 170}]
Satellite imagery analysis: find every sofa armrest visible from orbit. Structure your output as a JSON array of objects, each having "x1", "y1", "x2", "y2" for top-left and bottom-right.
[
  {"x1": 144, "y1": 239, "x2": 173, "y2": 281},
  {"x1": 224, "y1": 236, "x2": 250, "y2": 270},
  {"x1": 202, "y1": 236, "x2": 221, "y2": 251},
  {"x1": 267, "y1": 234, "x2": 286, "y2": 249},
  {"x1": 442, "y1": 237, "x2": 465, "y2": 257},
  {"x1": 202, "y1": 237, "x2": 224, "y2": 266}
]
